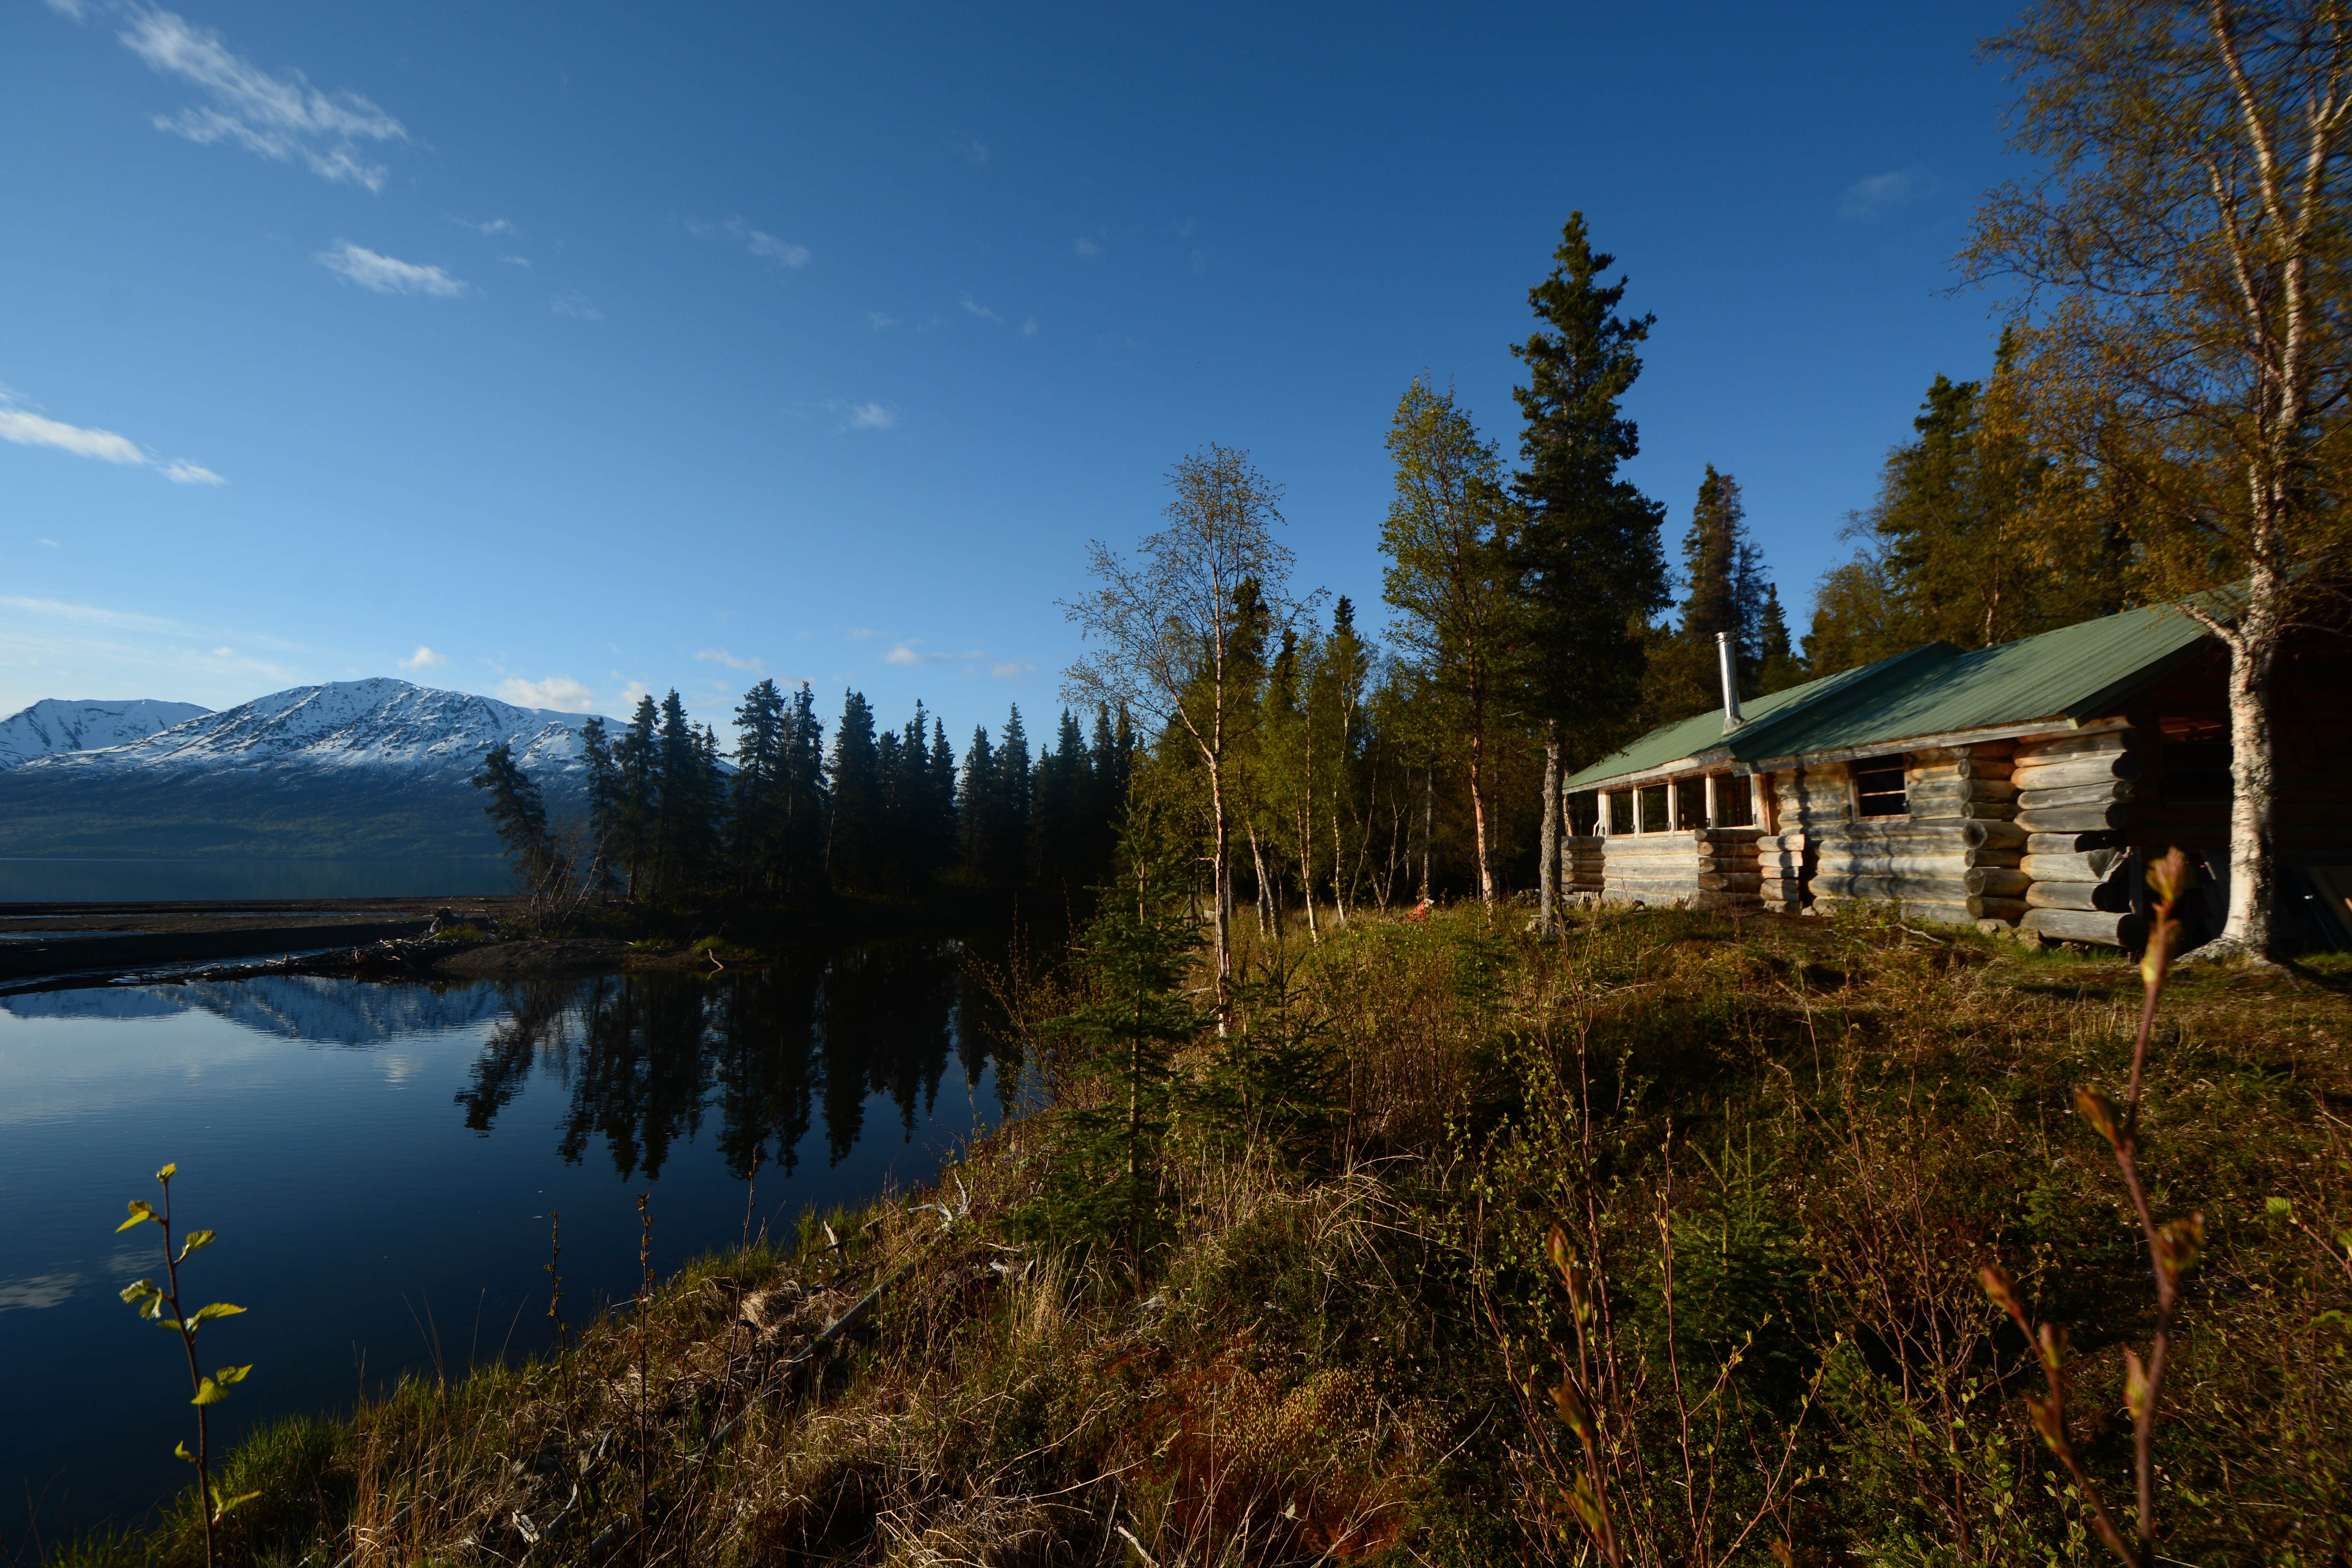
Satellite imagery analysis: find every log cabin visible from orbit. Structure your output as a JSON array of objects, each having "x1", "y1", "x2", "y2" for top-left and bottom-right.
[{"x1": 1559, "y1": 603, "x2": 2352, "y2": 950}]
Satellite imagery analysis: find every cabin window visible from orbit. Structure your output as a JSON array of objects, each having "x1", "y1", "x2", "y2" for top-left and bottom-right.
[
  {"x1": 1568, "y1": 791, "x2": 1599, "y2": 835},
  {"x1": 1607, "y1": 790, "x2": 1634, "y2": 834},
  {"x1": 1638, "y1": 784, "x2": 1670, "y2": 833},
  {"x1": 1853, "y1": 754, "x2": 1908, "y2": 818},
  {"x1": 2158, "y1": 717, "x2": 2231, "y2": 802},
  {"x1": 1674, "y1": 777, "x2": 1708, "y2": 829},
  {"x1": 1716, "y1": 774, "x2": 1755, "y2": 828}
]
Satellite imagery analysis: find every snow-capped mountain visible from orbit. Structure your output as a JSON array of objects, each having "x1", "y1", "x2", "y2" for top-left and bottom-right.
[
  {"x1": 0, "y1": 698, "x2": 211, "y2": 770},
  {"x1": 13, "y1": 679, "x2": 592, "y2": 782},
  {"x1": 0, "y1": 679, "x2": 603, "y2": 866}
]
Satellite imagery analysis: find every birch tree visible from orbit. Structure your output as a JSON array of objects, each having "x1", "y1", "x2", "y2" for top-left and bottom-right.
[
  {"x1": 1970, "y1": 0, "x2": 2352, "y2": 960},
  {"x1": 1381, "y1": 377, "x2": 1519, "y2": 906},
  {"x1": 1063, "y1": 445, "x2": 1297, "y2": 1009}
]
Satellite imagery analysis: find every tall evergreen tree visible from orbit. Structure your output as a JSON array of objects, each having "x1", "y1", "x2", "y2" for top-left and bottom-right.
[
  {"x1": 827, "y1": 689, "x2": 882, "y2": 892},
  {"x1": 998, "y1": 704, "x2": 1033, "y2": 876},
  {"x1": 782, "y1": 683, "x2": 829, "y2": 897},
  {"x1": 1510, "y1": 212, "x2": 1671, "y2": 931},
  {"x1": 928, "y1": 719, "x2": 959, "y2": 877},
  {"x1": 472, "y1": 741, "x2": 552, "y2": 889},
  {"x1": 960, "y1": 724, "x2": 1000, "y2": 884},
  {"x1": 1755, "y1": 583, "x2": 1802, "y2": 693},
  {"x1": 1030, "y1": 709, "x2": 1089, "y2": 891},
  {"x1": 615, "y1": 695, "x2": 661, "y2": 897},
  {"x1": 730, "y1": 679, "x2": 789, "y2": 893},
  {"x1": 578, "y1": 715, "x2": 621, "y2": 892}
]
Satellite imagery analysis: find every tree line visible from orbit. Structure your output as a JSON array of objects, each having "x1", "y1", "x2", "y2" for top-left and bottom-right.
[{"x1": 474, "y1": 680, "x2": 1136, "y2": 910}]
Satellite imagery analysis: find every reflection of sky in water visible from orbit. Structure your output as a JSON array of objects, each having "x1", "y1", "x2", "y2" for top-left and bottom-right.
[{"x1": 0, "y1": 944, "x2": 1014, "y2": 1543}]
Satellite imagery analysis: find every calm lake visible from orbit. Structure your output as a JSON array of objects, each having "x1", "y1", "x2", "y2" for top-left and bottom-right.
[
  {"x1": 0, "y1": 943, "x2": 1012, "y2": 1544},
  {"x1": 0, "y1": 858, "x2": 515, "y2": 902}
]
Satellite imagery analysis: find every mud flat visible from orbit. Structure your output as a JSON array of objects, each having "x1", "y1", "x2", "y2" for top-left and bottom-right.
[{"x1": 0, "y1": 896, "x2": 519, "y2": 986}]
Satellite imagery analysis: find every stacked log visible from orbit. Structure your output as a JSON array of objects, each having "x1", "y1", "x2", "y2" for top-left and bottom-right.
[
  {"x1": 1759, "y1": 830, "x2": 1811, "y2": 913},
  {"x1": 1563, "y1": 834, "x2": 1606, "y2": 895},
  {"x1": 1810, "y1": 744, "x2": 2024, "y2": 928},
  {"x1": 1693, "y1": 827, "x2": 1764, "y2": 913},
  {"x1": 2011, "y1": 728, "x2": 2143, "y2": 947},
  {"x1": 1775, "y1": 764, "x2": 1853, "y2": 830},
  {"x1": 1600, "y1": 829, "x2": 1705, "y2": 905}
]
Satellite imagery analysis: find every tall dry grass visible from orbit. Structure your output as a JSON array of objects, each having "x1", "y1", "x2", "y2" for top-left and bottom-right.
[{"x1": 59, "y1": 901, "x2": 2352, "y2": 1567}]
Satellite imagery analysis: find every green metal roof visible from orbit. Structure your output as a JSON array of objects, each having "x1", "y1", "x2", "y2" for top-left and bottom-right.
[{"x1": 1564, "y1": 601, "x2": 2218, "y2": 791}]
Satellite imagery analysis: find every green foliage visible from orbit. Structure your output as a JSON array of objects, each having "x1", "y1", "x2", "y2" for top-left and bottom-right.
[
  {"x1": 115, "y1": 1163, "x2": 258, "y2": 1568},
  {"x1": 1011, "y1": 891, "x2": 1206, "y2": 1268}
]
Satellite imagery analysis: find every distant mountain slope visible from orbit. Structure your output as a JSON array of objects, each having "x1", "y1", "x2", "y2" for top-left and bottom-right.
[
  {"x1": 0, "y1": 679, "x2": 598, "y2": 861},
  {"x1": 0, "y1": 699, "x2": 211, "y2": 769}
]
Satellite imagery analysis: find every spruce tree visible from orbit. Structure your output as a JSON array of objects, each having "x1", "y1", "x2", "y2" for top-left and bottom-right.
[
  {"x1": 826, "y1": 689, "x2": 882, "y2": 892},
  {"x1": 730, "y1": 679, "x2": 789, "y2": 894},
  {"x1": 615, "y1": 695, "x2": 661, "y2": 897},
  {"x1": 998, "y1": 704, "x2": 1033, "y2": 883},
  {"x1": 1510, "y1": 212, "x2": 1671, "y2": 931},
  {"x1": 927, "y1": 719, "x2": 958, "y2": 879},
  {"x1": 1755, "y1": 584, "x2": 1802, "y2": 693},
  {"x1": 578, "y1": 716, "x2": 621, "y2": 892},
  {"x1": 783, "y1": 683, "x2": 828, "y2": 896},
  {"x1": 472, "y1": 741, "x2": 553, "y2": 889},
  {"x1": 960, "y1": 725, "x2": 999, "y2": 884}
]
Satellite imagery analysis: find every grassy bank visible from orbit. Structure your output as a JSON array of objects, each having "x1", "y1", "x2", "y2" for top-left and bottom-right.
[{"x1": 62, "y1": 904, "x2": 2352, "y2": 1566}]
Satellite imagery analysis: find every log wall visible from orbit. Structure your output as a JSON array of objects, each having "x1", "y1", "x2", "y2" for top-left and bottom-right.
[
  {"x1": 1808, "y1": 742, "x2": 2026, "y2": 928},
  {"x1": 2010, "y1": 726, "x2": 2145, "y2": 948},
  {"x1": 1598, "y1": 826, "x2": 1765, "y2": 911},
  {"x1": 1564, "y1": 834, "x2": 1606, "y2": 895}
]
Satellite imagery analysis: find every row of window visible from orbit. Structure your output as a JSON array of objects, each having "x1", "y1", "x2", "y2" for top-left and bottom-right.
[{"x1": 1572, "y1": 725, "x2": 2230, "y2": 838}]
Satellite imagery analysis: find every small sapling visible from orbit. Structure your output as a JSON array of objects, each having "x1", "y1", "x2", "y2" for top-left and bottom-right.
[{"x1": 116, "y1": 1162, "x2": 256, "y2": 1568}]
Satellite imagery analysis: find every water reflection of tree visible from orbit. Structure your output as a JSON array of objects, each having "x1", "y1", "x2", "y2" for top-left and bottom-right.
[{"x1": 452, "y1": 943, "x2": 986, "y2": 1179}]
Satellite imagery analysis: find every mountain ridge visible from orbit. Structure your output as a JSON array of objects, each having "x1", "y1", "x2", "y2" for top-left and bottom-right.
[
  {"x1": 0, "y1": 698, "x2": 212, "y2": 769},
  {"x1": 0, "y1": 678, "x2": 601, "y2": 864}
]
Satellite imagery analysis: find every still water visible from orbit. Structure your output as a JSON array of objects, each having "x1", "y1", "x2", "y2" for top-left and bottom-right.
[
  {"x1": 0, "y1": 943, "x2": 1011, "y2": 1543},
  {"x1": 0, "y1": 858, "x2": 515, "y2": 902}
]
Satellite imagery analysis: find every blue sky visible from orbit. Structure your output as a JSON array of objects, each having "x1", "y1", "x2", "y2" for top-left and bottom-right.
[{"x1": 2, "y1": 0, "x2": 2024, "y2": 741}]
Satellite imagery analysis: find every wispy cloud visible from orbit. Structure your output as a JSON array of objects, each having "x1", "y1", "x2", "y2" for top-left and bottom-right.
[
  {"x1": 1073, "y1": 237, "x2": 1100, "y2": 258},
  {"x1": 500, "y1": 255, "x2": 532, "y2": 268},
  {"x1": 0, "y1": 390, "x2": 225, "y2": 485},
  {"x1": 500, "y1": 674, "x2": 595, "y2": 711},
  {"x1": 1020, "y1": 317, "x2": 1037, "y2": 338},
  {"x1": 398, "y1": 646, "x2": 446, "y2": 670},
  {"x1": 695, "y1": 647, "x2": 762, "y2": 672},
  {"x1": 1840, "y1": 167, "x2": 1933, "y2": 222},
  {"x1": 43, "y1": 0, "x2": 87, "y2": 20},
  {"x1": 867, "y1": 310, "x2": 896, "y2": 331},
  {"x1": 693, "y1": 218, "x2": 810, "y2": 268},
  {"x1": 39, "y1": 538, "x2": 61, "y2": 548},
  {"x1": 114, "y1": 4, "x2": 407, "y2": 191},
  {"x1": 958, "y1": 291, "x2": 1000, "y2": 323},
  {"x1": 951, "y1": 134, "x2": 988, "y2": 167},
  {"x1": 846, "y1": 402, "x2": 896, "y2": 430},
  {"x1": 316, "y1": 241, "x2": 470, "y2": 298},
  {"x1": 453, "y1": 216, "x2": 514, "y2": 236},
  {"x1": 877, "y1": 638, "x2": 1027, "y2": 679},
  {"x1": 551, "y1": 290, "x2": 601, "y2": 320},
  {"x1": 0, "y1": 593, "x2": 298, "y2": 710}
]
